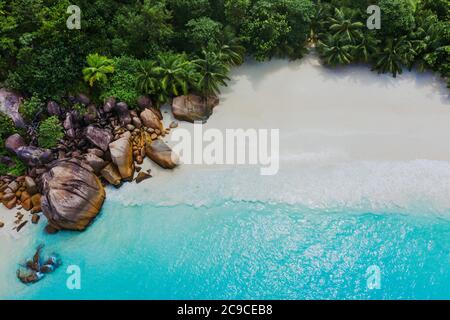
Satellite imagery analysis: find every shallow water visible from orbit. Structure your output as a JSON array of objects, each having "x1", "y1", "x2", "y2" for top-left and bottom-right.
[{"x1": 1, "y1": 56, "x2": 449, "y2": 299}]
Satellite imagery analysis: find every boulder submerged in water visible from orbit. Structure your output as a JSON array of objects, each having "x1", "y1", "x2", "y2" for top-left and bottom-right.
[
  {"x1": 41, "y1": 159, "x2": 106, "y2": 231},
  {"x1": 172, "y1": 94, "x2": 219, "y2": 123}
]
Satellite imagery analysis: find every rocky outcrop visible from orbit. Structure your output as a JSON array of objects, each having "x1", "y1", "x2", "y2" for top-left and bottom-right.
[
  {"x1": 140, "y1": 108, "x2": 163, "y2": 131},
  {"x1": 41, "y1": 159, "x2": 106, "y2": 231},
  {"x1": 145, "y1": 139, "x2": 179, "y2": 169},
  {"x1": 172, "y1": 94, "x2": 219, "y2": 123},
  {"x1": 17, "y1": 146, "x2": 53, "y2": 166},
  {"x1": 5, "y1": 134, "x2": 26, "y2": 154},
  {"x1": 85, "y1": 125, "x2": 113, "y2": 152},
  {"x1": 0, "y1": 88, "x2": 26, "y2": 128},
  {"x1": 109, "y1": 136, "x2": 134, "y2": 180}
]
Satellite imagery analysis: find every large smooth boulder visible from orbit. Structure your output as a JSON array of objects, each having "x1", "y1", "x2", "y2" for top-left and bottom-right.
[
  {"x1": 145, "y1": 139, "x2": 179, "y2": 169},
  {"x1": 41, "y1": 159, "x2": 106, "y2": 231},
  {"x1": 109, "y1": 136, "x2": 134, "y2": 180},
  {"x1": 85, "y1": 125, "x2": 113, "y2": 152},
  {"x1": 115, "y1": 102, "x2": 132, "y2": 126},
  {"x1": 172, "y1": 95, "x2": 219, "y2": 123},
  {"x1": 0, "y1": 89, "x2": 26, "y2": 128},
  {"x1": 17, "y1": 146, "x2": 53, "y2": 166},
  {"x1": 5, "y1": 134, "x2": 26, "y2": 154},
  {"x1": 140, "y1": 108, "x2": 163, "y2": 131}
]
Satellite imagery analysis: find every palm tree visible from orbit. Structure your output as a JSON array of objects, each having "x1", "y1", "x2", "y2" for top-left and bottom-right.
[
  {"x1": 328, "y1": 8, "x2": 364, "y2": 44},
  {"x1": 152, "y1": 53, "x2": 196, "y2": 97},
  {"x1": 82, "y1": 53, "x2": 115, "y2": 88},
  {"x1": 353, "y1": 32, "x2": 380, "y2": 63},
  {"x1": 217, "y1": 43, "x2": 245, "y2": 66},
  {"x1": 193, "y1": 50, "x2": 231, "y2": 97},
  {"x1": 136, "y1": 60, "x2": 168, "y2": 106},
  {"x1": 372, "y1": 37, "x2": 416, "y2": 77},
  {"x1": 317, "y1": 35, "x2": 354, "y2": 66}
]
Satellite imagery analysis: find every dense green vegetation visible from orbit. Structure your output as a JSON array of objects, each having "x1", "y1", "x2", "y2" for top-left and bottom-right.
[
  {"x1": 37, "y1": 116, "x2": 64, "y2": 149},
  {"x1": 0, "y1": 0, "x2": 448, "y2": 176}
]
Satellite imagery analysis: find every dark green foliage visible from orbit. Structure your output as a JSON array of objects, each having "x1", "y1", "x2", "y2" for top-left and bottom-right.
[
  {"x1": 378, "y1": 0, "x2": 416, "y2": 37},
  {"x1": 241, "y1": 0, "x2": 315, "y2": 61},
  {"x1": 38, "y1": 116, "x2": 64, "y2": 149},
  {"x1": 101, "y1": 56, "x2": 141, "y2": 108},
  {"x1": 186, "y1": 17, "x2": 223, "y2": 50},
  {"x1": 1, "y1": 0, "x2": 448, "y2": 107},
  {"x1": 0, "y1": 113, "x2": 26, "y2": 176},
  {"x1": 111, "y1": 0, "x2": 174, "y2": 58},
  {"x1": 19, "y1": 95, "x2": 43, "y2": 122}
]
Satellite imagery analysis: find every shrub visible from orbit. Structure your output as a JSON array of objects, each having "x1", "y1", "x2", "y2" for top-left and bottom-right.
[
  {"x1": 38, "y1": 116, "x2": 64, "y2": 149},
  {"x1": 0, "y1": 113, "x2": 20, "y2": 140},
  {"x1": 101, "y1": 56, "x2": 141, "y2": 108},
  {"x1": 19, "y1": 95, "x2": 43, "y2": 122}
]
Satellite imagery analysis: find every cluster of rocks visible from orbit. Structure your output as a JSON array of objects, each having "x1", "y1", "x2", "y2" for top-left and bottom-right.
[
  {"x1": 0, "y1": 175, "x2": 42, "y2": 232},
  {"x1": 1, "y1": 90, "x2": 220, "y2": 233},
  {"x1": 17, "y1": 244, "x2": 61, "y2": 284}
]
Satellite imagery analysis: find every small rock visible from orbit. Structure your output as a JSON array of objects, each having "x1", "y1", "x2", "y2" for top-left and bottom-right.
[
  {"x1": 47, "y1": 101, "x2": 62, "y2": 117},
  {"x1": 126, "y1": 124, "x2": 135, "y2": 131},
  {"x1": 169, "y1": 121, "x2": 178, "y2": 129},
  {"x1": 0, "y1": 221, "x2": 4, "y2": 228},
  {"x1": 87, "y1": 148, "x2": 104, "y2": 158},
  {"x1": 103, "y1": 97, "x2": 116, "y2": 113},
  {"x1": 5, "y1": 134, "x2": 26, "y2": 154},
  {"x1": 31, "y1": 194, "x2": 41, "y2": 207},
  {"x1": 132, "y1": 117, "x2": 142, "y2": 129},
  {"x1": 135, "y1": 172, "x2": 152, "y2": 184},
  {"x1": 24, "y1": 176, "x2": 38, "y2": 195},
  {"x1": 5, "y1": 197, "x2": 17, "y2": 209},
  {"x1": 31, "y1": 214, "x2": 40, "y2": 224},
  {"x1": 101, "y1": 163, "x2": 122, "y2": 186},
  {"x1": 85, "y1": 125, "x2": 113, "y2": 152},
  {"x1": 16, "y1": 220, "x2": 27, "y2": 232}
]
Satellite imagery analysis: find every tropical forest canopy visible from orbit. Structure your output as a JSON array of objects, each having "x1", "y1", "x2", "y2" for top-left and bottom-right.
[{"x1": 0, "y1": 0, "x2": 449, "y2": 175}]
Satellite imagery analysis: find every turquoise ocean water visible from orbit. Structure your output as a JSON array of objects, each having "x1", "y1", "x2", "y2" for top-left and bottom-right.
[
  {"x1": 5, "y1": 199, "x2": 450, "y2": 300},
  {"x1": 2, "y1": 161, "x2": 450, "y2": 299}
]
